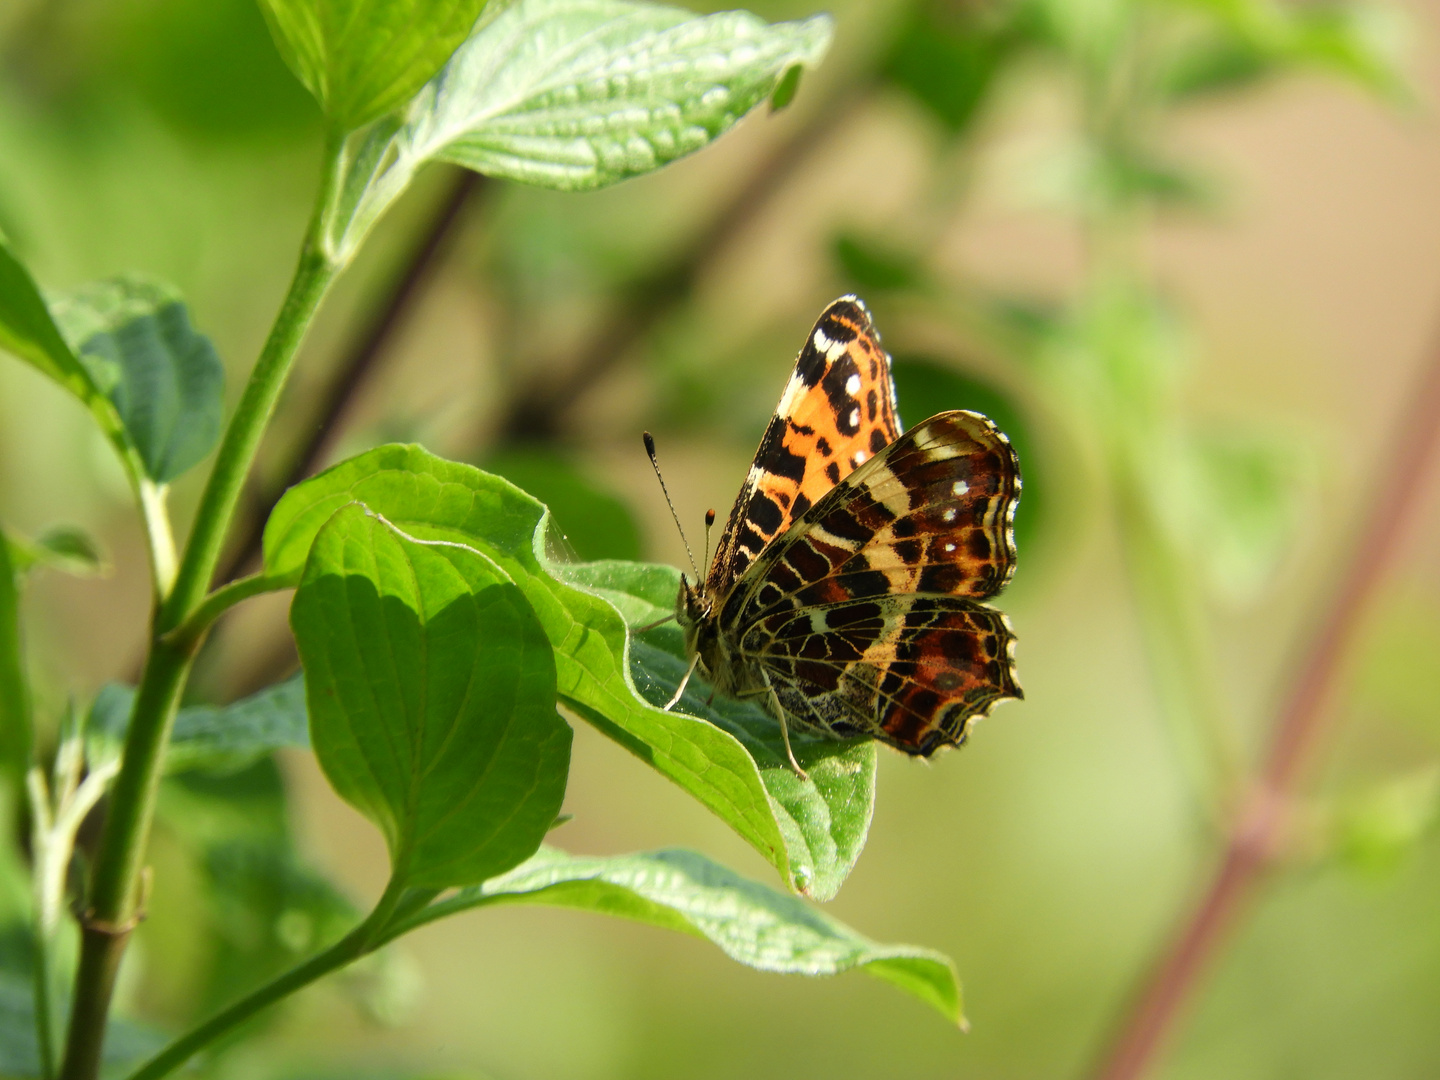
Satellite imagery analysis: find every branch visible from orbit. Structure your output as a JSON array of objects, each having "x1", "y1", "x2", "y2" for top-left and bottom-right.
[
  {"x1": 1089, "y1": 330, "x2": 1440, "y2": 1080},
  {"x1": 497, "y1": 80, "x2": 872, "y2": 444},
  {"x1": 218, "y1": 167, "x2": 486, "y2": 585}
]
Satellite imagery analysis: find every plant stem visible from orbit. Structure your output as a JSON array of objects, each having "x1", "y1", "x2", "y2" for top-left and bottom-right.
[
  {"x1": 135, "y1": 480, "x2": 177, "y2": 600},
  {"x1": 59, "y1": 144, "x2": 346, "y2": 1080},
  {"x1": 123, "y1": 875, "x2": 409, "y2": 1080},
  {"x1": 162, "y1": 573, "x2": 280, "y2": 651},
  {"x1": 161, "y1": 239, "x2": 339, "y2": 630},
  {"x1": 1089, "y1": 331, "x2": 1440, "y2": 1080},
  {"x1": 219, "y1": 167, "x2": 485, "y2": 585}
]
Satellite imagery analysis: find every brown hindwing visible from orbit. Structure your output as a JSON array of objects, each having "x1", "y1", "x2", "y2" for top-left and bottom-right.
[
  {"x1": 746, "y1": 596, "x2": 1021, "y2": 755},
  {"x1": 722, "y1": 409, "x2": 1023, "y2": 754}
]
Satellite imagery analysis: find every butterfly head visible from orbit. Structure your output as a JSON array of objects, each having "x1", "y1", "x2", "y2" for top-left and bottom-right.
[{"x1": 675, "y1": 573, "x2": 717, "y2": 657}]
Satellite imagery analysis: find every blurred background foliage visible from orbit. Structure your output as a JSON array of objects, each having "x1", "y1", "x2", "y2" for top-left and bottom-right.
[{"x1": 2, "y1": 0, "x2": 1439, "y2": 1076}]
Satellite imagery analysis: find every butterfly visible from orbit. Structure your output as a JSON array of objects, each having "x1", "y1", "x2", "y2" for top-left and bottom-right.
[{"x1": 649, "y1": 296, "x2": 1022, "y2": 779}]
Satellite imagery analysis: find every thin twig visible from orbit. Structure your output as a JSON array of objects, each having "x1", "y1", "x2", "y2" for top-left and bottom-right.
[
  {"x1": 1090, "y1": 330, "x2": 1440, "y2": 1080},
  {"x1": 218, "y1": 168, "x2": 486, "y2": 585},
  {"x1": 498, "y1": 80, "x2": 873, "y2": 444}
]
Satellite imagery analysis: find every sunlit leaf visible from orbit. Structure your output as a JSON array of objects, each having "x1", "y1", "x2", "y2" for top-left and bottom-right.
[
  {"x1": 386, "y1": 846, "x2": 962, "y2": 1024},
  {"x1": 263, "y1": 444, "x2": 873, "y2": 898},
  {"x1": 0, "y1": 239, "x2": 93, "y2": 401},
  {"x1": 323, "y1": 0, "x2": 833, "y2": 260},
  {"x1": 50, "y1": 278, "x2": 225, "y2": 483},
  {"x1": 291, "y1": 504, "x2": 571, "y2": 889},
  {"x1": 87, "y1": 673, "x2": 309, "y2": 775},
  {"x1": 256, "y1": 0, "x2": 489, "y2": 130}
]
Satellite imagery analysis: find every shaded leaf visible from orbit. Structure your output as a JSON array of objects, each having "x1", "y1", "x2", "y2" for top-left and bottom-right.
[
  {"x1": 51, "y1": 278, "x2": 225, "y2": 483},
  {"x1": 323, "y1": 0, "x2": 833, "y2": 260},
  {"x1": 883, "y1": 0, "x2": 1029, "y2": 134},
  {"x1": 290, "y1": 504, "x2": 571, "y2": 888},
  {"x1": 87, "y1": 673, "x2": 309, "y2": 775},
  {"x1": 387, "y1": 846, "x2": 962, "y2": 1025},
  {"x1": 485, "y1": 447, "x2": 642, "y2": 561},
  {"x1": 257, "y1": 0, "x2": 489, "y2": 130},
  {"x1": 263, "y1": 445, "x2": 874, "y2": 898},
  {"x1": 832, "y1": 233, "x2": 924, "y2": 294}
]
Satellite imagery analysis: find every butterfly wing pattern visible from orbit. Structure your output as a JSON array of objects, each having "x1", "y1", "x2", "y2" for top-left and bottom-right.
[{"x1": 672, "y1": 296, "x2": 1021, "y2": 775}]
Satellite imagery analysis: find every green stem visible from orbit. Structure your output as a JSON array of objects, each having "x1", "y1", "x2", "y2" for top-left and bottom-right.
[
  {"x1": 123, "y1": 876, "x2": 408, "y2": 1080},
  {"x1": 135, "y1": 480, "x2": 177, "y2": 600},
  {"x1": 160, "y1": 237, "x2": 339, "y2": 631},
  {"x1": 33, "y1": 929, "x2": 55, "y2": 1080},
  {"x1": 59, "y1": 142, "x2": 346, "y2": 1080},
  {"x1": 162, "y1": 572, "x2": 282, "y2": 651}
]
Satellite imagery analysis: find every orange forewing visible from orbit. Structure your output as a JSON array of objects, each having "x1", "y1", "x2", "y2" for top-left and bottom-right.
[{"x1": 705, "y1": 296, "x2": 900, "y2": 598}]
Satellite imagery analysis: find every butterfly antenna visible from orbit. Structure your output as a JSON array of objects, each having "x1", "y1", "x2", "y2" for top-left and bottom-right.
[
  {"x1": 643, "y1": 432, "x2": 699, "y2": 579},
  {"x1": 702, "y1": 508, "x2": 716, "y2": 575}
]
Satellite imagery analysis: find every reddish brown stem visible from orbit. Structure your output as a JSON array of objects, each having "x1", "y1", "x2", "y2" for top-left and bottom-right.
[{"x1": 1090, "y1": 337, "x2": 1440, "y2": 1080}]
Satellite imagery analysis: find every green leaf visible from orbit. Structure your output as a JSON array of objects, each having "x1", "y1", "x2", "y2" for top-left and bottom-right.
[
  {"x1": 387, "y1": 846, "x2": 962, "y2": 1025},
  {"x1": 1333, "y1": 767, "x2": 1440, "y2": 875},
  {"x1": 882, "y1": 0, "x2": 1027, "y2": 135},
  {"x1": 262, "y1": 445, "x2": 875, "y2": 899},
  {"x1": 50, "y1": 278, "x2": 225, "y2": 483},
  {"x1": 0, "y1": 239, "x2": 94, "y2": 401},
  {"x1": 832, "y1": 233, "x2": 925, "y2": 294},
  {"x1": 290, "y1": 503, "x2": 571, "y2": 888},
  {"x1": 256, "y1": 0, "x2": 489, "y2": 130},
  {"x1": 0, "y1": 535, "x2": 29, "y2": 782},
  {"x1": 87, "y1": 673, "x2": 310, "y2": 775},
  {"x1": 3, "y1": 524, "x2": 108, "y2": 578},
  {"x1": 322, "y1": 0, "x2": 833, "y2": 260},
  {"x1": 485, "y1": 448, "x2": 641, "y2": 561}
]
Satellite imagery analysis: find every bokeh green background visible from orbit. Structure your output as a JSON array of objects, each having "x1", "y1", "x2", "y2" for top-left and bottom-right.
[{"x1": 2, "y1": 0, "x2": 1440, "y2": 1076}]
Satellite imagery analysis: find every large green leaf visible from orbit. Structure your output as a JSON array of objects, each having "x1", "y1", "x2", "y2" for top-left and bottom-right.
[
  {"x1": 384, "y1": 846, "x2": 962, "y2": 1025},
  {"x1": 322, "y1": 0, "x2": 832, "y2": 261},
  {"x1": 50, "y1": 278, "x2": 225, "y2": 483},
  {"x1": 263, "y1": 445, "x2": 876, "y2": 899},
  {"x1": 290, "y1": 504, "x2": 571, "y2": 888},
  {"x1": 256, "y1": 0, "x2": 489, "y2": 130},
  {"x1": 87, "y1": 673, "x2": 309, "y2": 775},
  {"x1": 0, "y1": 535, "x2": 28, "y2": 782}
]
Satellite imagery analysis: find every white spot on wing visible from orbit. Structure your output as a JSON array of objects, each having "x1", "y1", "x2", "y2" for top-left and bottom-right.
[
  {"x1": 845, "y1": 373, "x2": 861, "y2": 396},
  {"x1": 853, "y1": 449, "x2": 867, "y2": 466},
  {"x1": 942, "y1": 508, "x2": 956, "y2": 522},
  {"x1": 849, "y1": 408, "x2": 860, "y2": 428},
  {"x1": 952, "y1": 480, "x2": 969, "y2": 496}
]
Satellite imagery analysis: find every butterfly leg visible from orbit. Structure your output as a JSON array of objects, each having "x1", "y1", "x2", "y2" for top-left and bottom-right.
[
  {"x1": 663, "y1": 653, "x2": 701, "y2": 711},
  {"x1": 759, "y1": 667, "x2": 809, "y2": 781}
]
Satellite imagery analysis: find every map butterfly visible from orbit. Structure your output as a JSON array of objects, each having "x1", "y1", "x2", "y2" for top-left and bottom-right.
[{"x1": 652, "y1": 296, "x2": 1022, "y2": 778}]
